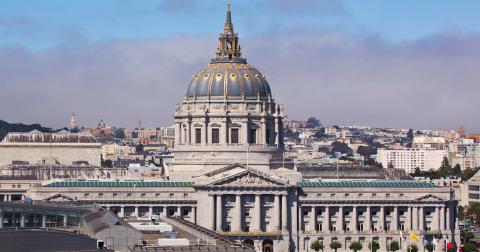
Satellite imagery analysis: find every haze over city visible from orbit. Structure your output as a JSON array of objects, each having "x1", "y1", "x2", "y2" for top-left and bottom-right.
[{"x1": 1, "y1": 0, "x2": 479, "y2": 129}]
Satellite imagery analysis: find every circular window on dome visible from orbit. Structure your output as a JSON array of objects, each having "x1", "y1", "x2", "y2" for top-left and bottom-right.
[
  {"x1": 255, "y1": 74, "x2": 260, "y2": 78},
  {"x1": 230, "y1": 73, "x2": 236, "y2": 78},
  {"x1": 244, "y1": 74, "x2": 250, "y2": 78},
  {"x1": 216, "y1": 73, "x2": 222, "y2": 78},
  {"x1": 204, "y1": 74, "x2": 208, "y2": 78}
]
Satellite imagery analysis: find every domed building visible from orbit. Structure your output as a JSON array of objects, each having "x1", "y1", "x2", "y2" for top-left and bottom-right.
[
  {"x1": 19, "y1": 2, "x2": 460, "y2": 252},
  {"x1": 167, "y1": 2, "x2": 287, "y2": 181}
]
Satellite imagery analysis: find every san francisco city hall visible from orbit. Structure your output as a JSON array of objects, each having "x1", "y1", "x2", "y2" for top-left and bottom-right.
[{"x1": 11, "y1": 3, "x2": 460, "y2": 252}]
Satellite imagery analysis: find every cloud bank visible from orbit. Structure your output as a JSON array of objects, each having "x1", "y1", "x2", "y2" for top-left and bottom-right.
[{"x1": 0, "y1": 28, "x2": 479, "y2": 131}]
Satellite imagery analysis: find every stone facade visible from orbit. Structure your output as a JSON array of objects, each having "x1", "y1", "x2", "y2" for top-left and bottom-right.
[
  {"x1": 0, "y1": 131, "x2": 101, "y2": 167},
  {"x1": 0, "y1": 3, "x2": 462, "y2": 252}
]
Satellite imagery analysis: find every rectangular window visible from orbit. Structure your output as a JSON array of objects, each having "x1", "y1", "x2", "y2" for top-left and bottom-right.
[
  {"x1": 249, "y1": 128, "x2": 257, "y2": 144},
  {"x1": 231, "y1": 128, "x2": 239, "y2": 144},
  {"x1": 212, "y1": 128, "x2": 220, "y2": 144},
  {"x1": 195, "y1": 128, "x2": 201, "y2": 144}
]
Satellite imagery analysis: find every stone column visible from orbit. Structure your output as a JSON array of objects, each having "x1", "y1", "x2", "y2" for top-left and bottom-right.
[
  {"x1": 338, "y1": 206, "x2": 344, "y2": 233},
  {"x1": 163, "y1": 206, "x2": 167, "y2": 218},
  {"x1": 260, "y1": 118, "x2": 266, "y2": 144},
  {"x1": 274, "y1": 195, "x2": 281, "y2": 231},
  {"x1": 243, "y1": 120, "x2": 249, "y2": 145},
  {"x1": 406, "y1": 206, "x2": 412, "y2": 231},
  {"x1": 440, "y1": 206, "x2": 445, "y2": 231},
  {"x1": 419, "y1": 207, "x2": 424, "y2": 231},
  {"x1": 233, "y1": 194, "x2": 242, "y2": 232},
  {"x1": 446, "y1": 205, "x2": 451, "y2": 231},
  {"x1": 0, "y1": 213, "x2": 3, "y2": 229},
  {"x1": 298, "y1": 206, "x2": 304, "y2": 233},
  {"x1": 221, "y1": 119, "x2": 227, "y2": 144},
  {"x1": 323, "y1": 206, "x2": 330, "y2": 233},
  {"x1": 216, "y1": 195, "x2": 223, "y2": 231},
  {"x1": 187, "y1": 120, "x2": 191, "y2": 144},
  {"x1": 413, "y1": 207, "x2": 419, "y2": 230},
  {"x1": 192, "y1": 207, "x2": 197, "y2": 224},
  {"x1": 436, "y1": 206, "x2": 441, "y2": 231},
  {"x1": 352, "y1": 206, "x2": 358, "y2": 232},
  {"x1": 134, "y1": 207, "x2": 139, "y2": 218},
  {"x1": 209, "y1": 195, "x2": 215, "y2": 230},
  {"x1": 254, "y1": 195, "x2": 262, "y2": 232},
  {"x1": 281, "y1": 195, "x2": 288, "y2": 231},
  {"x1": 309, "y1": 206, "x2": 316, "y2": 233},
  {"x1": 379, "y1": 206, "x2": 385, "y2": 231},
  {"x1": 365, "y1": 206, "x2": 371, "y2": 232},
  {"x1": 63, "y1": 215, "x2": 68, "y2": 227},
  {"x1": 120, "y1": 207, "x2": 125, "y2": 218},
  {"x1": 392, "y1": 207, "x2": 398, "y2": 231},
  {"x1": 42, "y1": 214, "x2": 47, "y2": 228},
  {"x1": 20, "y1": 213, "x2": 25, "y2": 228},
  {"x1": 177, "y1": 206, "x2": 182, "y2": 217},
  {"x1": 175, "y1": 122, "x2": 181, "y2": 144},
  {"x1": 274, "y1": 117, "x2": 280, "y2": 145},
  {"x1": 148, "y1": 207, "x2": 153, "y2": 219},
  {"x1": 292, "y1": 201, "x2": 298, "y2": 235}
]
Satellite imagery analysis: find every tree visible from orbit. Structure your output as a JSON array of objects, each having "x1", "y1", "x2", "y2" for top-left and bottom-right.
[
  {"x1": 462, "y1": 167, "x2": 480, "y2": 181},
  {"x1": 424, "y1": 243, "x2": 433, "y2": 252},
  {"x1": 389, "y1": 241, "x2": 400, "y2": 252},
  {"x1": 458, "y1": 205, "x2": 465, "y2": 221},
  {"x1": 463, "y1": 243, "x2": 479, "y2": 252},
  {"x1": 461, "y1": 230, "x2": 475, "y2": 243},
  {"x1": 306, "y1": 117, "x2": 320, "y2": 128},
  {"x1": 413, "y1": 167, "x2": 422, "y2": 176},
  {"x1": 467, "y1": 203, "x2": 480, "y2": 225},
  {"x1": 407, "y1": 128, "x2": 414, "y2": 139},
  {"x1": 330, "y1": 241, "x2": 342, "y2": 252},
  {"x1": 331, "y1": 141, "x2": 352, "y2": 154},
  {"x1": 135, "y1": 144, "x2": 144, "y2": 153},
  {"x1": 310, "y1": 240, "x2": 323, "y2": 252},
  {"x1": 114, "y1": 128, "x2": 125, "y2": 139},
  {"x1": 349, "y1": 241, "x2": 362, "y2": 252},
  {"x1": 357, "y1": 145, "x2": 377, "y2": 157},
  {"x1": 408, "y1": 244, "x2": 419, "y2": 252},
  {"x1": 368, "y1": 241, "x2": 380, "y2": 252},
  {"x1": 452, "y1": 164, "x2": 462, "y2": 176}
]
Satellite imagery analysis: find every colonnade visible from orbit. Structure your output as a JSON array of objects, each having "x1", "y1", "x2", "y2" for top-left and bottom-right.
[
  {"x1": 209, "y1": 194, "x2": 288, "y2": 232},
  {"x1": 0, "y1": 211, "x2": 71, "y2": 228},
  {"x1": 176, "y1": 115, "x2": 282, "y2": 146},
  {"x1": 300, "y1": 204, "x2": 453, "y2": 234},
  {"x1": 0, "y1": 194, "x2": 24, "y2": 202},
  {"x1": 103, "y1": 205, "x2": 196, "y2": 223}
]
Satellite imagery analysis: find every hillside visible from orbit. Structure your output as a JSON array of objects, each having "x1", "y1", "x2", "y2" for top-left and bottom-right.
[{"x1": 0, "y1": 120, "x2": 52, "y2": 142}]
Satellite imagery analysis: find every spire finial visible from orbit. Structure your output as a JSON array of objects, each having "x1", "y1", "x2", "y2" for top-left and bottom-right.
[
  {"x1": 226, "y1": 0, "x2": 232, "y2": 25},
  {"x1": 213, "y1": 0, "x2": 245, "y2": 63}
]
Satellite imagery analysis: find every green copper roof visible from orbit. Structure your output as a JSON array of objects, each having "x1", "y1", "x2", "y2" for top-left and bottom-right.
[
  {"x1": 297, "y1": 181, "x2": 437, "y2": 188},
  {"x1": 43, "y1": 181, "x2": 194, "y2": 187}
]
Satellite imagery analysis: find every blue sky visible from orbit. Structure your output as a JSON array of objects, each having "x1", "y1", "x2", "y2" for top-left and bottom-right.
[
  {"x1": 1, "y1": 0, "x2": 479, "y2": 131},
  {"x1": 2, "y1": 0, "x2": 479, "y2": 49}
]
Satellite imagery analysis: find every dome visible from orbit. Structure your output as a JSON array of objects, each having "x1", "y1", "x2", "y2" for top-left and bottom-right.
[{"x1": 186, "y1": 62, "x2": 272, "y2": 100}]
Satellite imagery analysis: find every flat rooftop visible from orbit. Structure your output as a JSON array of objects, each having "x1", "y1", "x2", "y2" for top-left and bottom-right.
[{"x1": 0, "y1": 230, "x2": 113, "y2": 252}]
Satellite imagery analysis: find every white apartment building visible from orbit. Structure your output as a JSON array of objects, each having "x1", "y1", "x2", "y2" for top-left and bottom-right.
[
  {"x1": 448, "y1": 139, "x2": 480, "y2": 168},
  {"x1": 376, "y1": 148, "x2": 446, "y2": 174}
]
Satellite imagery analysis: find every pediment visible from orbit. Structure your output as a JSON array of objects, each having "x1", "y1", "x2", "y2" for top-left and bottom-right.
[
  {"x1": 45, "y1": 193, "x2": 74, "y2": 202},
  {"x1": 415, "y1": 194, "x2": 444, "y2": 202},
  {"x1": 210, "y1": 170, "x2": 286, "y2": 187}
]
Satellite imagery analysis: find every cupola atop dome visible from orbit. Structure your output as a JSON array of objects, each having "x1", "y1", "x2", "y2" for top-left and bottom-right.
[
  {"x1": 213, "y1": 0, "x2": 245, "y2": 64},
  {"x1": 185, "y1": 1, "x2": 272, "y2": 101}
]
